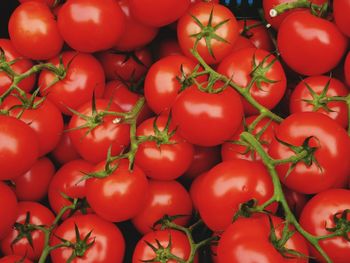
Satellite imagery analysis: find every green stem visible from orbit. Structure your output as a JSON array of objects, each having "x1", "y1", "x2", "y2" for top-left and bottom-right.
[
  {"x1": 269, "y1": 0, "x2": 323, "y2": 17},
  {"x1": 326, "y1": 95, "x2": 350, "y2": 135}
]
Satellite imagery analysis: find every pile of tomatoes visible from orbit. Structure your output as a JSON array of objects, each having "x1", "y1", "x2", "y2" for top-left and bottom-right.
[{"x1": 0, "y1": 0, "x2": 350, "y2": 262}]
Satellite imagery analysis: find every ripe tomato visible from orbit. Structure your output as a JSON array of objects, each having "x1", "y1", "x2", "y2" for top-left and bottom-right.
[
  {"x1": 300, "y1": 189, "x2": 350, "y2": 263},
  {"x1": 157, "y1": 38, "x2": 183, "y2": 59},
  {"x1": 289, "y1": 76, "x2": 349, "y2": 128},
  {"x1": 132, "y1": 180, "x2": 193, "y2": 234},
  {"x1": 283, "y1": 186, "x2": 307, "y2": 218},
  {"x1": 189, "y1": 172, "x2": 208, "y2": 210},
  {"x1": 57, "y1": 0, "x2": 125, "y2": 52},
  {"x1": 277, "y1": 11, "x2": 348, "y2": 76},
  {"x1": 177, "y1": 2, "x2": 239, "y2": 65},
  {"x1": 196, "y1": 159, "x2": 276, "y2": 231},
  {"x1": 0, "y1": 182, "x2": 18, "y2": 240},
  {"x1": 0, "y1": 39, "x2": 35, "y2": 95},
  {"x1": 13, "y1": 157, "x2": 55, "y2": 201},
  {"x1": 19, "y1": 0, "x2": 55, "y2": 7},
  {"x1": 217, "y1": 215, "x2": 309, "y2": 263},
  {"x1": 230, "y1": 35, "x2": 255, "y2": 53},
  {"x1": 39, "y1": 51, "x2": 105, "y2": 115},
  {"x1": 333, "y1": 0, "x2": 350, "y2": 37},
  {"x1": 48, "y1": 160, "x2": 93, "y2": 218},
  {"x1": 0, "y1": 202, "x2": 55, "y2": 261},
  {"x1": 218, "y1": 48, "x2": 286, "y2": 115},
  {"x1": 50, "y1": 214, "x2": 125, "y2": 263},
  {"x1": 191, "y1": 0, "x2": 219, "y2": 4},
  {"x1": 0, "y1": 115, "x2": 39, "y2": 180},
  {"x1": 172, "y1": 85, "x2": 243, "y2": 146},
  {"x1": 0, "y1": 255, "x2": 32, "y2": 263},
  {"x1": 86, "y1": 159, "x2": 149, "y2": 222},
  {"x1": 8, "y1": 1, "x2": 63, "y2": 60},
  {"x1": 345, "y1": 52, "x2": 350, "y2": 86},
  {"x1": 129, "y1": 0, "x2": 190, "y2": 27},
  {"x1": 269, "y1": 112, "x2": 350, "y2": 194}
]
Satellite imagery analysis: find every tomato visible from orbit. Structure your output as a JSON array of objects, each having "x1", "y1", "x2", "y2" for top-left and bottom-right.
[
  {"x1": 57, "y1": 0, "x2": 125, "y2": 52},
  {"x1": 218, "y1": 48, "x2": 286, "y2": 115},
  {"x1": 283, "y1": 187, "x2": 307, "y2": 218},
  {"x1": 289, "y1": 76, "x2": 349, "y2": 128},
  {"x1": 50, "y1": 214, "x2": 125, "y2": 263},
  {"x1": 345, "y1": 52, "x2": 350, "y2": 86},
  {"x1": 0, "y1": 255, "x2": 31, "y2": 263},
  {"x1": 0, "y1": 202, "x2": 55, "y2": 261},
  {"x1": 0, "y1": 182, "x2": 18, "y2": 240},
  {"x1": 98, "y1": 48, "x2": 152, "y2": 82},
  {"x1": 86, "y1": 159, "x2": 149, "y2": 222},
  {"x1": 132, "y1": 180, "x2": 193, "y2": 234},
  {"x1": 0, "y1": 115, "x2": 39, "y2": 180},
  {"x1": 191, "y1": 0, "x2": 219, "y2": 4},
  {"x1": 157, "y1": 38, "x2": 183, "y2": 59},
  {"x1": 48, "y1": 159, "x2": 94, "y2": 217},
  {"x1": 189, "y1": 172, "x2": 207, "y2": 210},
  {"x1": 0, "y1": 39, "x2": 35, "y2": 95},
  {"x1": 172, "y1": 85, "x2": 243, "y2": 146},
  {"x1": 269, "y1": 112, "x2": 350, "y2": 194},
  {"x1": 8, "y1": 1, "x2": 63, "y2": 60},
  {"x1": 238, "y1": 19, "x2": 274, "y2": 51},
  {"x1": 135, "y1": 116, "x2": 194, "y2": 180},
  {"x1": 39, "y1": 51, "x2": 105, "y2": 115},
  {"x1": 277, "y1": 11, "x2": 348, "y2": 76},
  {"x1": 217, "y1": 215, "x2": 309, "y2": 263},
  {"x1": 177, "y1": 2, "x2": 239, "y2": 65},
  {"x1": 68, "y1": 99, "x2": 130, "y2": 164},
  {"x1": 1, "y1": 94, "x2": 64, "y2": 156},
  {"x1": 114, "y1": 0, "x2": 158, "y2": 51},
  {"x1": 333, "y1": 0, "x2": 350, "y2": 37},
  {"x1": 19, "y1": 0, "x2": 55, "y2": 7},
  {"x1": 300, "y1": 189, "x2": 350, "y2": 263},
  {"x1": 196, "y1": 159, "x2": 276, "y2": 231},
  {"x1": 144, "y1": 55, "x2": 203, "y2": 114},
  {"x1": 132, "y1": 229, "x2": 197, "y2": 263},
  {"x1": 129, "y1": 0, "x2": 190, "y2": 27},
  {"x1": 230, "y1": 35, "x2": 255, "y2": 53},
  {"x1": 13, "y1": 157, "x2": 54, "y2": 201}
]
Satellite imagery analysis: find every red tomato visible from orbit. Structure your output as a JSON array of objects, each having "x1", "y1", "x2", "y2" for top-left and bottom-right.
[
  {"x1": 157, "y1": 38, "x2": 183, "y2": 59},
  {"x1": 0, "y1": 255, "x2": 32, "y2": 263},
  {"x1": 50, "y1": 214, "x2": 125, "y2": 263},
  {"x1": 13, "y1": 157, "x2": 55, "y2": 201},
  {"x1": 19, "y1": 0, "x2": 55, "y2": 7},
  {"x1": 0, "y1": 39, "x2": 35, "y2": 95},
  {"x1": 230, "y1": 35, "x2": 255, "y2": 53},
  {"x1": 177, "y1": 2, "x2": 239, "y2": 65},
  {"x1": 189, "y1": 172, "x2": 208, "y2": 210},
  {"x1": 277, "y1": 11, "x2": 348, "y2": 76},
  {"x1": 0, "y1": 115, "x2": 39, "y2": 180},
  {"x1": 196, "y1": 159, "x2": 276, "y2": 231},
  {"x1": 290, "y1": 76, "x2": 349, "y2": 128},
  {"x1": 269, "y1": 112, "x2": 350, "y2": 194},
  {"x1": 218, "y1": 215, "x2": 309, "y2": 263},
  {"x1": 1, "y1": 94, "x2": 64, "y2": 156},
  {"x1": 345, "y1": 52, "x2": 350, "y2": 86},
  {"x1": 333, "y1": 0, "x2": 350, "y2": 37},
  {"x1": 8, "y1": 2, "x2": 63, "y2": 60},
  {"x1": 39, "y1": 51, "x2": 105, "y2": 115},
  {"x1": 132, "y1": 180, "x2": 193, "y2": 234},
  {"x1": 132, "y1": 229, "x2": 197, "y2": 263},
  {"x1": 172, "y1": 85, "x2": 243, "y2": 146},
  {"x1": 283, "y1": 186, "x2": 307, "y2": 218},
  {"x1": 191, "y1": 0, "x2": 219, "y2": 4},
  {"x1": 300, "y1": 189, "x2": 350, "y2": 263},
  {"x1": 48, "y1": 159, "x2": 94, "y2": 218},
  {"x1": 135, "y1": 116, "x2": 194, "y2": 180},
  {"x1": 129, "y1": 0, "x2": 190, "y2": 27},
  {"x1": 218, "y1": 48, "x2": 286, "y2": 115},
  {"x1": 57, "y1": 0, "x2": 125, "y2": 52},
  {"x1": 0, "y1": 202, "x2": 55, "y2": 261},
  {"x1": 86, "y1": 159, "x2": 149, "y2": 222},
  {"x1": 0, "y1": 182, "x2": 18, "y2": 240}
]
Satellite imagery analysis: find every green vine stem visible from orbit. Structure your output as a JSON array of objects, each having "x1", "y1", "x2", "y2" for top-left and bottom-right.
[
  {"x1": 326, "y1": 95, "x2": 350, "y2": 135},
  {"x1": 269, "y1": 0, "x2": 327, "y2": 18}
]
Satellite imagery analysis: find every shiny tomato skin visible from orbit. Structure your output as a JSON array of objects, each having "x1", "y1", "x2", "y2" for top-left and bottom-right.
[
  {"x1": 13, "y1": 157, "x2": 55, "y2": 201},
  {"x1": 196, "y1": 159, "x2": 276, "y2": 231},
  {"x1": 333, "y1": 0, "x2": 350, "y2": 37},
  {"x1": 177, "y1": 2, "x2": 239, "y2": 65},
  {"x1": 172, "y1": 86, "x2": 243, "y2": 147},
  {"x1": 345, "y1": 52, "x2": 350, "y2": 86},
  {"x1": 189, "y1": 172, "x2": 208, "y2": 210},
  {"x1": 218, "y1": 215, "x2": 309, "y2": 263},
  {"x1": 39, "y1": 51, "x2": 105, "y2": 115},
  {"x1": 269, "y1": 112, "x2": 350, "y2": 194},
  {"x1": 0, "y1": 39, "x2": 35, "y2": 95},
  {"x1": 132, "y1": 180, "x2": 193, "y2": 234},
  {"x1": 290, "y1": 76, "x2": 348, "y2": 128},
  {"x1": 0, "y1": 255, "x2": 32, "y2": 263},
  {"x1": 0, "y1": 202, "x2": 55, "y2": 261},
  {"x1": 8, "y1": 2, "x2": 63, "y2": 60},
  {"x1": 277, "y1": 11, "x2": 348, "y2": 76},
  {"x1": 58, "y1": 0, "x2": 125, "y2": 52},
  {"x1": 157, "y1": 38, "x2": 183, "y2": 59},
  {"x1": 0, "y1": 115, "x2": 39, "y2": 180},
  {"x1": 218, "y1": 48, "x2": 286, "y2": 115},
  {"x1": 19, "y1": 0, "x2": 55, "y2": 7},
  {"x1": 300, "y1": 189, "x2": 350, "y2": 263},
  {"x1": 50, "y1": 214, "x2": 125, "y2": 263},
  {"x1": 230, "y1": 35, "x2": 255, "y2": 53},
  {"x1": 0, "y1": 182, "x2": 18, "y2": 240},
  {"x1": 86, "y1": 159, "x2": 149, "y2": 222}
]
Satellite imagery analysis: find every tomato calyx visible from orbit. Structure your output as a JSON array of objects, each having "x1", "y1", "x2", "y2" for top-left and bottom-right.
[
  {"x1": 142, "y1": 235, "x2": 180, "y2": 263},
  {"x1": 269, "y1": 0, "x2": 328, "y2": 18},
  {"x1": 60, "y1": 192, "x2": 90, "y2": 218},
  {"x1": 232, "y1": 199, "x2": 258, "y2": 221},
  {"x1": 153, "y1": 214, "x2": 188, "y2": 231},
  {"x1": 325, "y1": 209, "x2": 350, "y2": 242},
  {"x1": 240, "y1": 19, "x2": 265, "y2": 39},
  {"x1": 176, "y1": 64, "x2": 200, "y2": 93}
]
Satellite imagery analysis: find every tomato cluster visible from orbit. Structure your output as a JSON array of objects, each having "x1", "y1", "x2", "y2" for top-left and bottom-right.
[{"x1": 0, "y1": 0, "x2": 350, "y2": 262}]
